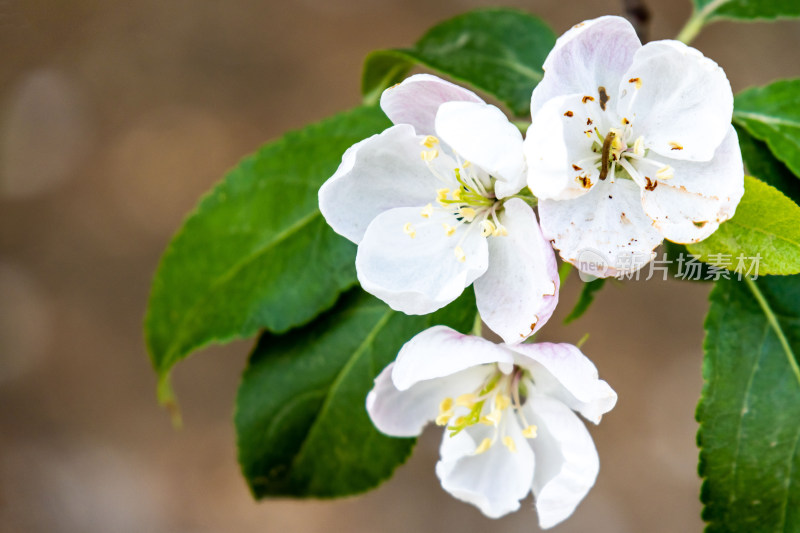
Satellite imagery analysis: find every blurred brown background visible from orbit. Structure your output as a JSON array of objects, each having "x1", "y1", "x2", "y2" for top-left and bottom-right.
[{"x1": 1, "y1": 1, "x2": 798, "y2": 531}]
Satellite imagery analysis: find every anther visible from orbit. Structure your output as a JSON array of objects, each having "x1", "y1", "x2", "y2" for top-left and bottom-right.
[
  {"x1": 459, "y1": 207, "x2": 476, "y2": 222},
  {"x1": 474, "y1": 438, "x2": 493, "y2": 455},
  {"x1": 421, "y1": 149, "x2": 439, "y2": 161},
  {"x1": 421, "y1": 135, "x2": 439, "y2": 148},
  {"x1": 480, "y1": 220, "x2": 496, "y2": 237},
  {"x1": 403, "y1": 222, "x2": 416, "y2": 238},
  {"x1": 629, "y1": 77, "x2": 642, "y2": 89},
  {"x1": 522, "y1": 425, "x2": 538, "y2": 439},
  {"x1": 454, "y1": 246, "x2": 466, "y2": 262},
  {"x1": 443, "y1": 223, "x2": 456, "y2": 237},
  {"x1": 656, "y1": 165, "x2": 674, "y2": 180},
  {"x1": 503, "y1": 436, "x2": 518, "y2": 453},
  {"x1": 420, "y1": 203, "x2": 433, "y2": 218}
]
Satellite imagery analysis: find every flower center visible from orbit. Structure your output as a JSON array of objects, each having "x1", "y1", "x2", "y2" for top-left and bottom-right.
[
  {"x1": 436, "y1": 365, "x2": 538, "y2": 455},
  {"x1": 401, "y1": 136, "x2": 510, "y2": 264}
]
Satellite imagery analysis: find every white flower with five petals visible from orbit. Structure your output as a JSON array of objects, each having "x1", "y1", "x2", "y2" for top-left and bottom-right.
[
  {"x1": 367, "y1": 326, "x2": 617, "y2": 529},
  {"x1": 524, "y1": 16, "x2": 744, "y2": 277},
  {"x1": 320, "y1": 74, "x2": 559, "y2": 344}
]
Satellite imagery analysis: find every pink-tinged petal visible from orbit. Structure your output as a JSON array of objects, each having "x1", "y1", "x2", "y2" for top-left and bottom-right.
[
  {"x1": 531, "y1": 16, "x2": 641, "y2": 116},
  {"x1": 435, "y1": 101, "x2": 525, "y2": 193},
  {"x1": 319, "y1": 124, "x2": 451, "y2": 243},
  {"x1": 356, "y1": 207, "x2": 489, "y2": 315},
  {"x1": 509, "y1": 343, "x2": 617, "y2": 424},
  {"x1": 618, "y1": 40, "x2": 733, "y2": 161},
  {"x1": 524, "y1": 395, "x2": 600, "y2": 529},
  {"x1": 380, "y1": 73, "x2": 484, "y2": 135},
  {"x1": 391, "y1": 326, "x2": 513, "y2": 391},
  {"x1": 436, "y1": 416, "x2": 534, "y2": 518},
  {"x1": 367, "y1": 362, "x2": 490, "y2": 437},
  {"x1": 525, "y1": 94, "x2": 603, "y2": 201},
  {"x1": 640, "y1": 126, "x2": 745, "y2": 243},
  {"x1": 474, "y1": 199, "x2": 559, "y2": 345},
  {"x1": 538, "y1": 178, "x2": 664, "y2": 278}
]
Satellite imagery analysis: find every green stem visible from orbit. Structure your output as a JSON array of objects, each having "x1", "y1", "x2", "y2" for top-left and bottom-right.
[
  {"x1": 675, "y1": 0, "x2": 728, "y2": 44},
  {"x1": 471, "y1": 312, "x2": 483, "y2": 337},
  {"x1": 744, "y1": 277, "x2": 800, "y2": 387},
  {"x1": 512, "y1": 119, "x2": 530, "y2": 134}
]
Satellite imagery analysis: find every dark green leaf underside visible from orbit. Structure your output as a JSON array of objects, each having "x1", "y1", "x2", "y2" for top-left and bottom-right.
[
  {"x1": 736, "y1": 125, "x2": 800, "y2": 206},
  {"x1": 236, "y1": 289, "x2": 476, "y2": 498},
  {"x1": 694, "y1": 0, "x2": 800, "y2": 21},
  {"x1": 362, "y1": 8, "x2": 556, "y2": 116},
  {"x1": 145, "y1": 106, "x2": 391, "y2": 378},
  {"x1": 698, "y1": 276, "x2": 800, "y2": 532}
]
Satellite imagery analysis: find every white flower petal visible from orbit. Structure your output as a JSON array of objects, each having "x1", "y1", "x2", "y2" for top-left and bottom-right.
[
  {"x1": 436, "y1": 416, "x2": 534, "y2": 518},
  {"x1": 618, "y1": 40, "x2": 733, "y2": 161},
  {"x1": 538, "y1": 178, "x2": 663, "y2": 277},
  {"x1": 356, "y1": 207, "x2": 489, "y2": 315},
  {"x1": 509, "y1": 343, "x2": 617, "y2": 424},
  {"x1": 367, "y1": 362, "x2": 490, "y2": 437},
  {"x1": 474, "y1": 199, "x2": 560, "y2": 344},
  {"x1": 435, "y1": 101, "x2": 525, "y2": 192},
  {"x1": 640, "y1": 126, "x2": 745, "y2": 243},
  {"x1": 380, "y1": 73, "x2": 484, "y2": 135},
  {"x1": 319, "y1": 124, "x2": 450, "y2": 243},
  {"x1": 391, "y1": 325, "x2": 513, "y2": 391},
  {"x1": 525, "y1": 94, "x2": 602, "y2": 201},
  {"x1": 531, "y1": 16, "x2": 641, "y2": 116},
  {"x1": 524, "y1": 394, "x2": 600, "y2": 529}
]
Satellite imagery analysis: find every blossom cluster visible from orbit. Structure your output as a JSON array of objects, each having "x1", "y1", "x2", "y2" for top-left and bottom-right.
[{"x1": 319, "y1": 16, "x2": 743, "y2": 529}]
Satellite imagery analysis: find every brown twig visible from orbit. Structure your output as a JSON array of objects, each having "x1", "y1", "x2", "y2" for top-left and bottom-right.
[{"x1": 623, "y1": 0, "x2": 652, "y2": 43}]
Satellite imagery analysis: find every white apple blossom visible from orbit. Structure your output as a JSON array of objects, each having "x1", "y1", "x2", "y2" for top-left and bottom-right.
[
  {"x1": 367, "y1": 326, "x2": 617, "y2": 528},
  {"x1": 320, "y1": 74, "x2": 559, "y2": 344},
  {"x1": 525, "y1": 16, "x2": 744, "y2": 277}
]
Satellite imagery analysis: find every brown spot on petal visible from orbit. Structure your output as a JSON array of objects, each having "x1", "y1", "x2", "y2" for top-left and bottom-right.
[
  {"x1": 582, "y1": 95, "x2": 595, "y2": 104},
  {"x1": 629, "y1": 77, "x2": 642, "y2": 89},
  {"x1": 564, "y1": 110, "x2": 574, "y2": 117},
  {"x1": 572, "y1": 164, "x2": 583, "y2": 171},
  {"x1": 576, "y1": 175, "x2": 592, "y2": 189},
  {"x1": 598, "y1": 86, "x2": 609, "y2": 111},
  {"x1": 644, "y1": 177, "x2": 658, "y2": 191},
  {"x1": 620, "y1": 212, "x2": 630, "y2": 223}
]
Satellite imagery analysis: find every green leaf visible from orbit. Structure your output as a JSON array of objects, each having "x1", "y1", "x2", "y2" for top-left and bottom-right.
[
  {"x1": 698, "y1": 275, "x2": 800, "y2": 532},
  {"x1": 736, "y1": 125, "x2": 800, "y2": 206},
  {"x1": 693, "y1": 0, "x2": 800, "y2": 21},
  {"x1": 563, "y1": 278, "x2": 606, "y2": 324},
  {"x1": 362, "y1": 8, "x2": 556, "y2": 116},
  {"x1": 235, "y1": 289, "x2": 476, "y2": 498},
  {"x1": 687, "y1": 176, "x2": 800, "y2": 276},
  {"x1": 145, "y1": 106, "x2": 391, "y2": 383},
  {"x1": 734, "y1": 80, "x2": 800, "y2": 178}
]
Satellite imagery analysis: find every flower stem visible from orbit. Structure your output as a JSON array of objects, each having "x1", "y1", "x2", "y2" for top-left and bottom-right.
[
  {"x1": 471, "y1": 312, "x2": 483, "y2": 337},
  {"x1": 512, "y1": 119, "x2": 530, "y2": 134},
  {"x1": 675, "y1": 0, "x2": 727, "y2": 44}
]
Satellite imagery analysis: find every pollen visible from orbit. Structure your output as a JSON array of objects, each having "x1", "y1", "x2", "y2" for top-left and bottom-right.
[
  {"x1": 420, "y1": 203, "x2": 433, "y2": 218},
  {"x1": 443, "y1": 223, "x2": 456, "y2": 237},
  {"x1": 474, "y1": 438, "x2": 493, "y2": 455},
  {"x1": 656, "y1": 165, "x2": 674, "y2": 180},
  {"x1": 459, "y1": 207, "x2": 476, "y2": 221},
  {"x1": 629, "y1": 77, "x2": 642, "y2": 89},
  {"x1": 421, "y1": 135, "x2": 439, "y2": 148},
  {"x1": 454, "y1": 246, "x2": 466, "y2": 262},
  {"x1": 503, "y1": 436, "x2": 518, "y2": 453},
  {"x1": 522, "y1": 425, "x2": 538, "y2": 439},
  {"x1": 456, "y1": 393, "x2": 477, "y2": 407},
  {"x1": 403, "y1": 222, "x2": 416, "y2": 238},
  {"x1": 421, "y1": 149, "x2": 437, "y2": 162},
  {"x1": 495, "y1": 394, "x2": 511, "y2": 411},
  {"x1": 564, "y1": 110, "x2": 574, "y2": 117},
  {"x1": 480, "y1": 220, "x2": 496, "y2": 237}
]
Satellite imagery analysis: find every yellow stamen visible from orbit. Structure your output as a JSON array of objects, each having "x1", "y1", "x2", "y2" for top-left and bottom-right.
[
  {"x1": 656, "y1": 165, "x2": 674, "y2": 180},
  {"x1": 443, "y1": 223, "x2": 456, "y2": 237},
  {"x1": 492, "y1": 224, "x2": 508, "y2": 237},
  {"x1": 454, "y1": 246, "x2": 466, "y2": 262},
  {"x1": 495, "y1": 394, "x2": 511, "y2": 411},
  {"x1": 522, "y1": 425, "x2": 538, "y2": 439},
  {"x1": 456, "y1": 393, "x2": 477, "y2": 407},
  {"x1": 474, "y1": 438, "x2": 493, "y2": 455},
  {"x1": 421, "y1": 135, "x2": 439, "y2": 148},
  {"x1": 421, "y1": 149, "x2": 439, "y2": 162},
  {"x1": 462, "y1": 160, "x2": 472, "y2": 168},
  {"x1": 480, "y1": 220, "x2": 496, "y2": 237},
  {"x1": 403, "y1": 222, "x2": 416, "y2": 239},
  {"x1": 459, "y1": 207, "x2": 476, "y2": 222},
  {"x1": 437, "y1": 188, "x2": 449, "y2": 205},
  {"x1": 503, "y1": 436, "x2": 518, "y2": 453},
  {"x1": 452, "y1": 188, "x2": 462, "y2": 201},
  {"x1": 420, "y1": 203, "x2": 433, "y2": 218},
  {"x1": 484, "y1": 409, "x2": 502, "y2": 426},
  {"x1": 633, "y1": 136, "x2": 645, "y2": 157},
  {"x1": 440, "y1": 397, "x2": 454, "y2": 412}
]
